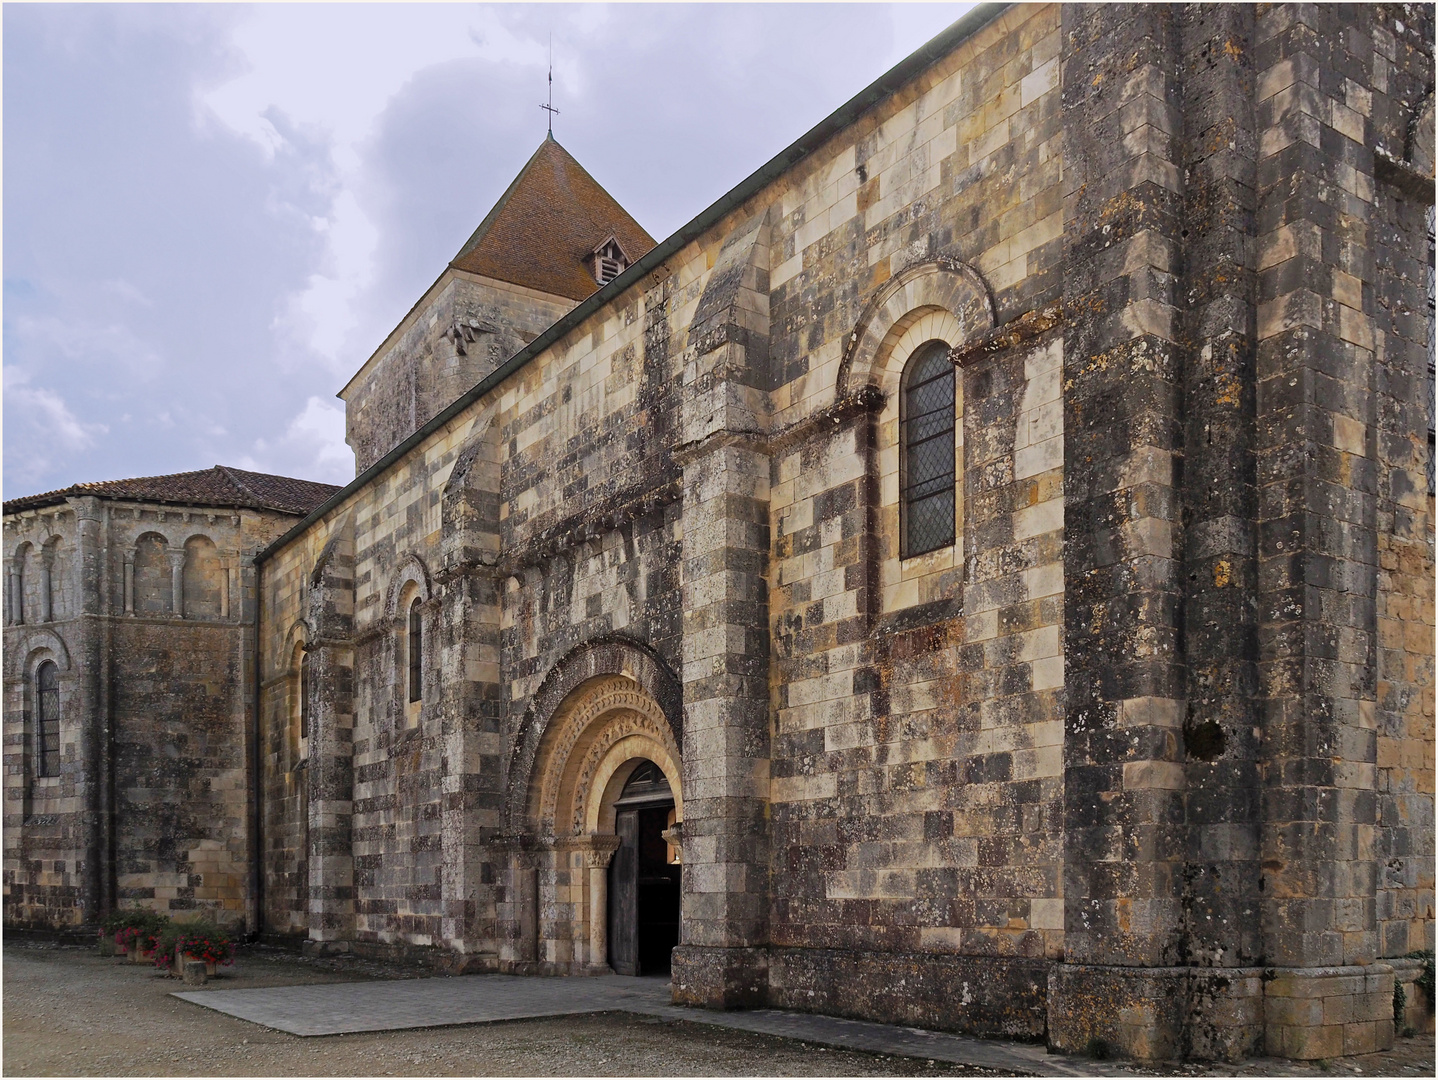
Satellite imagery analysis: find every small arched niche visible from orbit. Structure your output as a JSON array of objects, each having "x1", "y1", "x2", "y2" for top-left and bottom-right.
[
  {"x1": 182, "y1": 535, "x2": 223, "y2": 619},
  {"x1": 133, "y1": 533, "x2": 172, "y2": 614}
]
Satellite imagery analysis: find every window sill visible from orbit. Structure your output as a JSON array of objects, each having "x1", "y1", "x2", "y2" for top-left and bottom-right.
[{"x1": 874, "y1": 594, "x2": 964, "y2": 637}]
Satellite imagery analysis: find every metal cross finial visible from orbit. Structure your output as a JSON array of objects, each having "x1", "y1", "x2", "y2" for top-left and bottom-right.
[{"x1": 540, "y1": 36, "x2": 559, "y2": 136}]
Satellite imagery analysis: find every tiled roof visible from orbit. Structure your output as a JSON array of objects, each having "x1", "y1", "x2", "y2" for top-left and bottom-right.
[
  {"x1": 450, "y1": 136, "x2": 656, "y2": 302},
  {"x1": 3, "y1": 466, "x2": 342, "y2": 517}
]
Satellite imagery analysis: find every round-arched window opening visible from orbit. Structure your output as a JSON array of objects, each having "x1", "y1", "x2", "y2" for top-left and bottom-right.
[
  {"x1": 36, "y1": 660, "x2": 60, "y2": 777},
  {"x1": 900, "y1": 339, "x2": 957, "y2": 558},
  {"x1": 407, "y1": 598, "x2": 423, "y2": 705}
]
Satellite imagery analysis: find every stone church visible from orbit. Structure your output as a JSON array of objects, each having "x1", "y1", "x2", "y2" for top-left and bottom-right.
[{"x1": 5, "y1": 2, "x2": 1435, "y2": 1063}]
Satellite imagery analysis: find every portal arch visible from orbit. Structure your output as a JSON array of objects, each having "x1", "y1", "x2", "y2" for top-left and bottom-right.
[
  {"x1": 505, "y1": 637, "x2": 682, "y2": 833},
  {"x1": 523, "y1": 674, "x2": 683, "y2": 838},
  {"x1": 506, "y1": 642, "x2": 684, "y2": 976}
]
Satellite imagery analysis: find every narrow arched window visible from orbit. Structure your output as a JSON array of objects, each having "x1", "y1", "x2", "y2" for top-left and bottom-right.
[
  {"x1": 36, "y1": 661, "x2": 60, "y2": 778},
  {"x1": 900, "y1": 340, "x2": 957, "y2": 558},
  {"x1": 407, "y1": 599, "x2": 423, "y2": 704},
  {"x1": 299, "y1": 650, "x2": 310, "y2": 741}
]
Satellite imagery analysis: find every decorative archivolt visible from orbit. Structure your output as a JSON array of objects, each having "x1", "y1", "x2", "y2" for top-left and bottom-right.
[
  {"x1": 3, "y1": 629, "x2": 72, "y2": 680},
  {"x1": 837, "y1": 258, "x2": 994, "y2": 398},
  {"x1": 523, "y1": 674, "x2": 682, "y2": 838},
  {"x1": 384, "y1": 552, "x2": 433, "y2": 621},
  {"x1": 282, "y1": 618, "x2": 310, "y2": 668},
  {"x1": 505, "y1": 636, "x2": 682, "y2": 831}
]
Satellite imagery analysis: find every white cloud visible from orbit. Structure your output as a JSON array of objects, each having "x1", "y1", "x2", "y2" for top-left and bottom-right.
[
  {"x1": 198, "y1": 6, "x2": 529, "y2": 375},
  {"x1": 6, "y1": 3, "x2": 975, "y2": 495},
  {"x1": 280, "y1": 190, "x2": 382, "y2": 369},
  {"x1": 10, "y1": 313, "x2": 165, "y2": 380},
  {"x1": 240, "y1": 395, "x2": 352, "y2": 485},
  {"x1": 2, "y1": 368, "x2": 110, "y2": 487},
  {"x1": 102, "y1": 279, "x2": 154, "y2": 307}
]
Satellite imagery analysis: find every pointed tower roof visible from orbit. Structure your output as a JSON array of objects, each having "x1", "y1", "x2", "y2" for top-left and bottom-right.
[{"x1": 450, "y1": 136, "x2": 656, "y2": 302}]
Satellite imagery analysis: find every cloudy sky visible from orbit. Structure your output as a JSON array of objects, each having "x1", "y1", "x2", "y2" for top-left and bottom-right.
[{"x1": 4, "y1": 2, "x2": 973, "y2": 496}]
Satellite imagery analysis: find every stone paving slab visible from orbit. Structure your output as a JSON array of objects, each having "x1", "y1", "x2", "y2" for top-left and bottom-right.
[{"x1": 175, "y1": 973, "x2": 1124, "y2": 1076}]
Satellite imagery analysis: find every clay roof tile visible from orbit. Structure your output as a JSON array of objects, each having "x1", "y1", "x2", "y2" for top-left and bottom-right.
[
  {"x1": 2, "y1": 466, "x2": 341, "y2": 517},
  {"x1": 449, "y1": 136, "x2": 655, "y2": 301}
]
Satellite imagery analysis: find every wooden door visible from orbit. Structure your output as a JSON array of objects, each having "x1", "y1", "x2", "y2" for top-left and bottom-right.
[{"x1": 608, "y1": 809, "x2": 639, "y2": 975}]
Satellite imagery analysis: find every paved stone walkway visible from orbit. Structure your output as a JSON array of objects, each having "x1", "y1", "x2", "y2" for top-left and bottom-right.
[{"x1": 175, "y1": 974, "x2": 1111, "y2": 1076}]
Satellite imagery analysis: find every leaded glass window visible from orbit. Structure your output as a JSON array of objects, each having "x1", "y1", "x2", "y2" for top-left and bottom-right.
[
  {"x1": 36, "y1": 661, "x2": 59, "y2": 778},
  {"x1": 299, "y1": 650, "x2": 310, "y2": 741},
  {"x1": 408, "y1": 599, "x2": 423, "y2": 704},
  {"x1": 901, "y1": 340, "x2": 957, "y2": 559}
]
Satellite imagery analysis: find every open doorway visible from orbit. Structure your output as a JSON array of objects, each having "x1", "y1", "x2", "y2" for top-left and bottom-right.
[{"x1": 607, "y1": 761, "x2": 680, "y2": 976}]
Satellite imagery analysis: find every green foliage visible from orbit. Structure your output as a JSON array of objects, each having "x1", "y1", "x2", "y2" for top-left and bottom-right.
[
  {"x1": 154, "y1": 917, "x2": 235, "y2": 969},
  {"x1": 1393, "y1": 978, "x2": 1407, "y2": 1026},
  {"x1": 100, "y1": 908, "x2": 169, "y2": 953},
  {"x1": 1404, "y1": 949, "x2": 1435, "y2": 1015}
]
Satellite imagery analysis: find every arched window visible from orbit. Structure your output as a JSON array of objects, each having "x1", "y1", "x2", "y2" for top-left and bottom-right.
[
  {"x1": 900, "y1": 339, "x2": 957, "y2": 558},
  {"x1": 407, "y1": 599, "x2": 423, "y2": 704},
  {"x1": 299, "y1": 650, "x2": 310, "y2": 741},
  {"x1": 36, "y1": 661, "x2": 60, "y2": 778}
]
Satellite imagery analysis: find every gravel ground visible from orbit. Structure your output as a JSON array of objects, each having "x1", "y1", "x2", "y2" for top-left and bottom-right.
[
  {"x1": 1, "y1": 942, "x2": 996, "y2": 1077},
  {"x1": 3, "y1": 941, "x2": 1432, "y2": 1078}
]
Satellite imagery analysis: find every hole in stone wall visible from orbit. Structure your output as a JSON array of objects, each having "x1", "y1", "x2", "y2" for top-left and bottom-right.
[{"x1": 1184, "y1": 717, "x2": 1227, "y2": 761}]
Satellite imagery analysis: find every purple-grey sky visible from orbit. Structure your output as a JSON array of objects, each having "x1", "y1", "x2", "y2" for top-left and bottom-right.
[{"x1": 3, "y1": 2, "x2": 974, "y2": 496}]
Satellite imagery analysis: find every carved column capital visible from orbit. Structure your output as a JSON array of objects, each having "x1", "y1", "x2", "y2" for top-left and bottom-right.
[
  {"x1": 661, "y1": 821, "x2": 683, "y2": 862},
  {"x1": 581, "y1": 834, "x2": 621, "y2": 869}
]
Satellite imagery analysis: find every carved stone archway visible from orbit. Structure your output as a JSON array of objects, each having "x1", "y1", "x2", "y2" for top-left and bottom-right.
[
  {"x1": 510, "y1": 664, "x2": 683, "y2": 974},
  {"x1": 837, "y1": 257, "x2": 994, "y2": 398}
]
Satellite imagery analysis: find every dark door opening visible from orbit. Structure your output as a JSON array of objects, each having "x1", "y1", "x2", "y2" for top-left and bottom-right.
[{"x1": 608, "y1": 761, "x2": 680, "y2": 976}]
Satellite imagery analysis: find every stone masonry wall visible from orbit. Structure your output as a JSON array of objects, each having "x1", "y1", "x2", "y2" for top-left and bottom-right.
[
  {"x1": 255, "y1": 2, "x2": 1432, "y2": 1061},
  {"x1": 342, "y1": 272, "x2": 575, "y2": 475},
  {"x1": 261, "y1": 269, "x2": 684, "y2": 956},
  {"x1": 5, "y1": 498, "x2": 295, "y2": 932},
  {"x1": 1367, "y1": 8, "x2": 1436, "y2": 962}
]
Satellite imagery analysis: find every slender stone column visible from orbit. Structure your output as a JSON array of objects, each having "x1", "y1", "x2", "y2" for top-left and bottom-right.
[
  {"x1": 167, "y1": 550, "x2": 185, "y2": 617},
  {"x1": 38, "y1": 548, "x2": 53, "y2": 624},
  {"x1": 5, "y1": 557, "x2": 20, "y2": 625},
  {"x1": 122, "y1": 551, "x2": 135, "y2": 615},
  {"x1": 70, "y1": 496, "x2": 105, "y2": 925},
  {"x1": 588, "y1": 864, "x2": 608, "y2": 969},
  {"x1": 584, "y1": 837, "x2": 620, "y2": 974},
  {"x1": 219, "y1": 563, "x2": 230, "y2": 620}
]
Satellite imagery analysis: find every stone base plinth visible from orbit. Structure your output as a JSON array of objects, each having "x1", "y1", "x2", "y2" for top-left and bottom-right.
[
  {"x1": 671, "y1": 946, "x2": 768, "y2": 1009},
  {"x1": 1048, "y1": 963, "x2": 1397, "y2": 1062},
  {"x1": 1047, "y1": 965, "x2": 1265, "y2": 1063},
  {"x1": 301, "y1": 937, "x2": 352, "y2": 957},
  {"x1": 1264, "y1": 965, "x2": 1395, "y2": 1059},
  {"x1": 770, "y1": 947, "x2": 1048, "y2": 1041}
]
